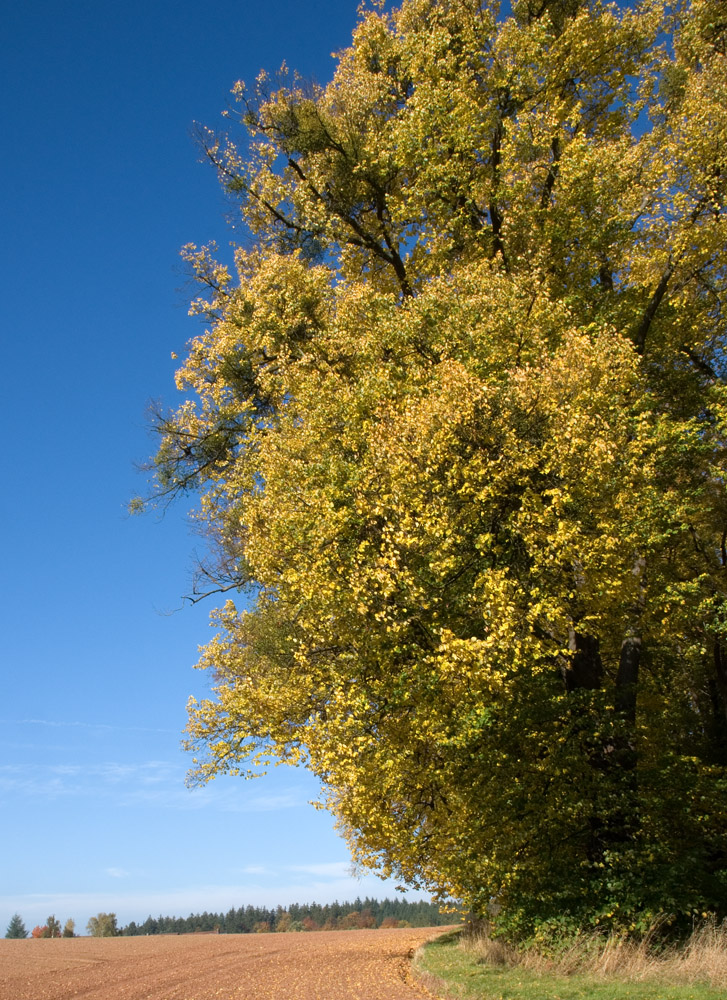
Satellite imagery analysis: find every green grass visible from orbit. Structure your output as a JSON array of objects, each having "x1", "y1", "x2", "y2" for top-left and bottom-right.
[{"x1": 414, "y1": 931, "x2": 726, "y2": 1000}]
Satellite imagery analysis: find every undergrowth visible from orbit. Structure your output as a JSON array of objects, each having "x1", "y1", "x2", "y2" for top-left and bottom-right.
[{"x1": 414, "y1": 922, "x2": 727, "y2": 1000}]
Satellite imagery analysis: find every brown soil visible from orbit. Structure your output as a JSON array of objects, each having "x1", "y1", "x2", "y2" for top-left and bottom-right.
[{"x1": 0, "y1": 926, "x2": 446, "y2": 1000}]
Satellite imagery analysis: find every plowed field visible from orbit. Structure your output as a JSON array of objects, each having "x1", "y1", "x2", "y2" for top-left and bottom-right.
[{"x1": 0, "y1": 926, "x2": 446, "y2": 1000}]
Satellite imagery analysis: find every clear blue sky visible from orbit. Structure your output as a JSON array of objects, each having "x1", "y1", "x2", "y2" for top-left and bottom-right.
[{"x1": 0, "y1": 0, "x2": 429, "y2": 933}]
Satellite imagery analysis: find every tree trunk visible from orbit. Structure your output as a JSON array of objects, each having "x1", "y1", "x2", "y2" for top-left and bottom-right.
[{"x1": 563, "y1": 629, "x2": 603, "y2": 691}]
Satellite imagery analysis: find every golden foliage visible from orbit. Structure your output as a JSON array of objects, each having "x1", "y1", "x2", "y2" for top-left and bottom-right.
[{"x1": 148, "y1": 0, "x2": 727, "y2": 936}]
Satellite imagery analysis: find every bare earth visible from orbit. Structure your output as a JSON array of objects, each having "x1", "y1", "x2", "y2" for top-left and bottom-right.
[{"x1": 0, "y1": 927, "x2": 446, "y2": 1000}]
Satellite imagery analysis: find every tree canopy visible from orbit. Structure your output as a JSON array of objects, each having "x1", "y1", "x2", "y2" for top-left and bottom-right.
[
  {"x1": 120, "y1": 897, "x2": 448, "y2": 935},
  {"x1": 87, "y1": 913, "x2": 119, "y2": 938},
  {"x1": 146, "y1": 0, "x2": 727, "y2": 939}
]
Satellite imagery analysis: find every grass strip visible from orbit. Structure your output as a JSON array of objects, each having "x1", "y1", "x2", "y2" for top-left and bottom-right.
[{"x1": 415, "y1": 931, "x2": 726, "y2": 1000}]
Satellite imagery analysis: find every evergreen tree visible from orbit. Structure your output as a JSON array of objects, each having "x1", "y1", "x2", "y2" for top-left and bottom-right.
[{"x1": 5, "y1": 913, "x2": 28, "y2": 939}]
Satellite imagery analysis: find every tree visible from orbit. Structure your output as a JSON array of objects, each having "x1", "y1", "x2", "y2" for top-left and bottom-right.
[
  {"x1": 45, "y1": 915, "x2": 61, "y2": 939},
  {"x1": 86, "y1": 913, "x2": 118, "y2": 938},
  {"x1": 31, "y1": 925, "x2": 47, "y2": 939},
  {"x1": 5, "y1": 914, "x2": 28, "y2": 939},
  {"x1": 62, "y1": 918, "x2": 75, "y2": 938},
  {"x1": 145, "y1": 0, "x2": 727, "y2": 940}
]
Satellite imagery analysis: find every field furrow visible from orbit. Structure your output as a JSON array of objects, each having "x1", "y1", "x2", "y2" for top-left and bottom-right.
[{"x1": 0, "y1": 927, "x2": 445, "y2": 1000}]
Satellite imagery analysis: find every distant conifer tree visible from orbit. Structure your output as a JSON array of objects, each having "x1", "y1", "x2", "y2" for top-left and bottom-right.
[{"x1": 5, "y1": 914, "x2": 28, "y2": 939}]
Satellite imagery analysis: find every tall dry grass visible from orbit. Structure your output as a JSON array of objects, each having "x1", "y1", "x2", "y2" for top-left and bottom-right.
[{"x1": 460, "y1": 920, "x2": 727, "y2": 988}]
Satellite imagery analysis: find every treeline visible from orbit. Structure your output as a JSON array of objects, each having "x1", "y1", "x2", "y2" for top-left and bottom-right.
[{"x1": 121, "y1": 897, "x2": 452, "y2": 935}]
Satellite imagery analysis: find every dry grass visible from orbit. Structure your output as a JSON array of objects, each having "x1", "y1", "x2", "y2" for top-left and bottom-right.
[{"x1": 459, "y1": 920, "x2": 727, "y2": 989}]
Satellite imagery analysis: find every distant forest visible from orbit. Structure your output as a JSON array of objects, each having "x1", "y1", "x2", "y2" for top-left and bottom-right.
[{"x1": 121, "y1": 897, "x2": 453, "y2": 935}]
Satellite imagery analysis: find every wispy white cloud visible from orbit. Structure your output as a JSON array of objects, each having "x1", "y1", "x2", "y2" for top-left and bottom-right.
[
  {"x1": 0, "y1": 876, "x2": 430, "y2": 932},
  {"x1": 0, "y1": 761, "x2": 305, "y2": 814},
  {"x1": 0, "y1": 761, "x2": 178, "y2": 801},
  {"x1": 0, "y1": 718, "x2": 176, "y2": 734},
  {"x1": 287, "y1": 861, "x2": 352, "y2": 878},
  {"x1": 106, "y1": 868, "x2": 129, "y2": 879},
  {"x1": 125, "y1": 781, "x2": 303, "y2": 813},
  {"x1": 0, "y1": 764, "x2": 78, "y2": 798}
]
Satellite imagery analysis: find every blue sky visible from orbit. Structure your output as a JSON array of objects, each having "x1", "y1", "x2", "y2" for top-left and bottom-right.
[{"x1": 0, "y1": 0, "x2": 428, "y2": 933}]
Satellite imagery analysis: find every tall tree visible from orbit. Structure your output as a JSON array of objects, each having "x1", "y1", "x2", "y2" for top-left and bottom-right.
[
  {"x1": 145, "y1": 0, "x2": 727, "y2": 939},
  {"x1": 5, "y1": 914, "x2": 28, "y2": 939},
  {"x1": 86, "y1": 913, "x2": 119, "y2": 938},
  {"x1": 45, "y1": 915, "x2": 62, "y2": 939}
]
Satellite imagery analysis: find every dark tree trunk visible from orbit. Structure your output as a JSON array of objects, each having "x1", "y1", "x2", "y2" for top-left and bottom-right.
[
  {"x1": 563, "y1": 629, "x2": 603, "y2": 691},
  {"x1": 561, "y1": 626, "x2": 641, "y2": 864},
  {"x1": 708, "y1": 641, "x2": 727, "y2": 764},
  {"x1": 713, "y1": 641, "x2": 727, "y2": 724},
  {"x1": 613, "y1": 629, "x2": 641, "y2": 776},
  {"x1": 615, "y1": 631, "x2": 641, "y2": 726}
]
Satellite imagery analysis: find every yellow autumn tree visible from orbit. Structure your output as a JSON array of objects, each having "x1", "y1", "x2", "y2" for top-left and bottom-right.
[{"x1": 144, "y1": 0, "x2": 727, "y2": 939}]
